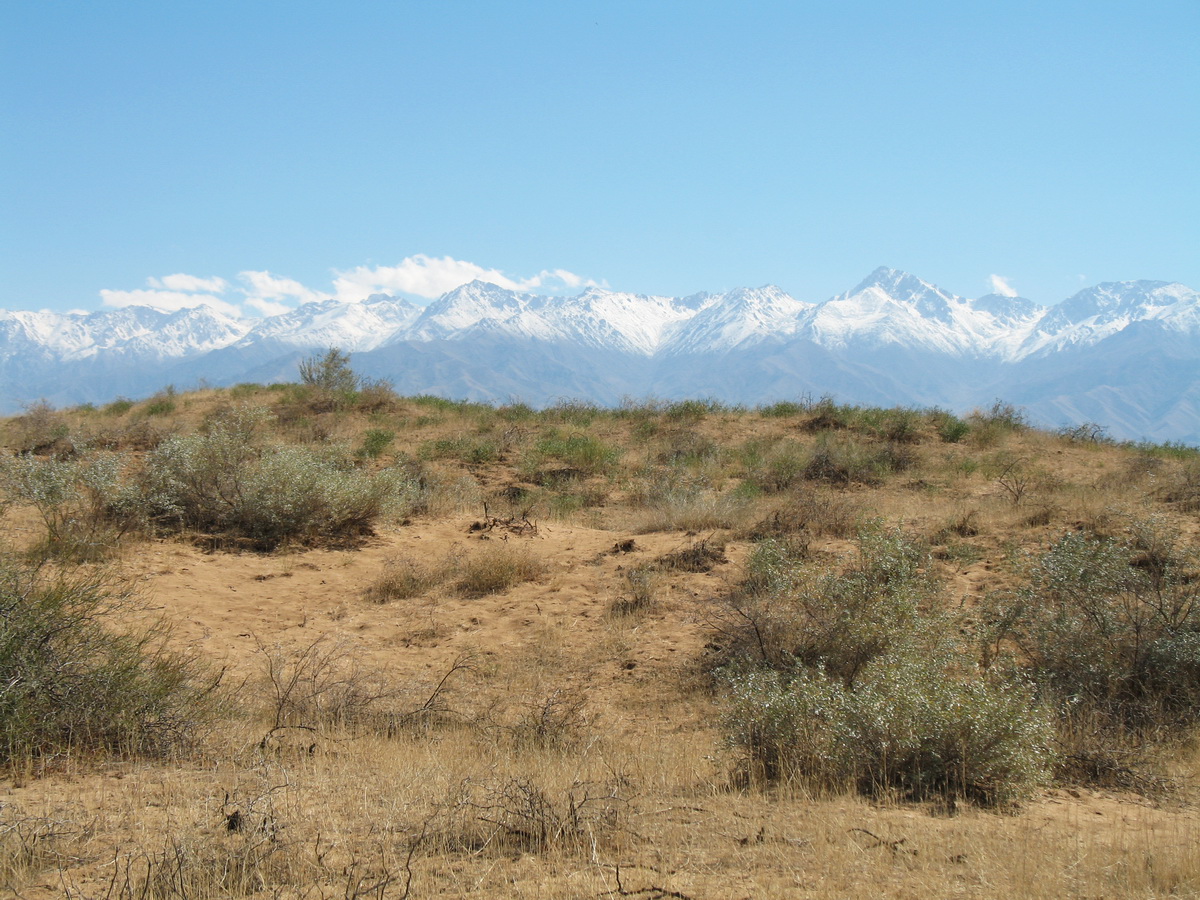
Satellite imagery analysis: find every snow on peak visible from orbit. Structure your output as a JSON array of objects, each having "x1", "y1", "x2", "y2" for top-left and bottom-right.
[
  {"x1": 665, "y1": 285, "x2": 812, "y2": 355},
  {"x1": 1019, "y1": 280, "x2": 1200, "y2": 356},
  {"x1": 807, "y1": 268, "x2": 1002, "y2": 355}
]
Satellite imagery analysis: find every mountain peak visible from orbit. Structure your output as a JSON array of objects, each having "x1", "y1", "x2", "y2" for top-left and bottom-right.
[
  {"x1": 847, "y1": 266, "x2": 953, "y2": 305},
  {"x1": 850, "y1": 266, "x2": 910, "y2": 294}
]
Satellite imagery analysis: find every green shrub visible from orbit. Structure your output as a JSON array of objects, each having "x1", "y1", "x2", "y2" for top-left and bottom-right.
[
  {"x1": 936, "y1": 414, "x2": 971, "y2": 443},
  {"x1": 0, "y1": 452, "x2": 128, "y2": 560},
  {"x1": 982, "y1": 521, "x2": 1200, "y2": 731},
  {"x1": 968, "y1": 400, "x2": 1027, "y2": 447},
  {"x1": 0, "y1": 560, "x2": 217, "y2": 763},
  {"x1": 229, "y1": 382, "x2": 264, "y2": 398},
  {"x1": 421, "y1": 436, "x2": 500, "y2": 465},
  {"x1": 972, "y1": 399, "x2": 1028, "y2": 430},
  {"x1": 126, "y1": 407, "x2": 414, "y2": 549},
  {"x1": 143, "y1": 398, "x2": 176, "y2": 417},
  {"x1": 521, "y1": 431, "x2": 621, "y2": 484},
  {"x1": 852, "y1": 407, "x2": 922, "y2": 443},
  {"x1": 759, "y1": 401, "x2": 804, "y2": 418},
  {"x1": 498, "y1": 401, "x2": 537, "y2": 422},
  {"x1": 803, "y1": 396, "x2": 855, "y2": 431},
  {"x1": 653, "y1": 429, "x2": 720, "y2": 467},
  {"x1": 740, "y1": 439, "x2": 808, "y2": 493},
  {"x1": 543, "y1": 399, "x2": 600, "y2": 426},
  {"x1": 715, "y1": 528, "x2": 1053, "y2": 804},
  {"x1": 721, "y1": 656, "x2": 1052, "y2": 805},
  {"x1": 357, "y1": 428, "x2": 395, "y2": 460},
  {"x1": 664, "y1": 398, "x2": 723, "y2": 423},
  {"x1": 802, "y1": 432, "x2": 895, "y2": 485},
  {"x1": 298, "y1": 347, "x2": 360, "y2": 394},
  {"x1": 720, "y1": 529, "x2": 940, "y2": 681}
]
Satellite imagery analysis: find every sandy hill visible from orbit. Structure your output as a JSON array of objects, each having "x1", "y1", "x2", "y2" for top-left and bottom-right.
[{"x1": 1, "y1": 380, "x2": 1199, "y2": 898}]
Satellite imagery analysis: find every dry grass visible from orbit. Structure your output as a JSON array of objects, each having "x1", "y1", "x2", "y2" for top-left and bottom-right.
[
  {"x1": 9, "y1": 729, "x2": 1200, "y2": 899},
  {"x1": 3, "y1": 387, "x2": 1200, "y2": 897}
]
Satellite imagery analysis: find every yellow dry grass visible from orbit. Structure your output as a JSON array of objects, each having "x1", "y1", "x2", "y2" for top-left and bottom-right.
[{"x1": 1, "y1": 389, "x2": 1199, "y2": 897}]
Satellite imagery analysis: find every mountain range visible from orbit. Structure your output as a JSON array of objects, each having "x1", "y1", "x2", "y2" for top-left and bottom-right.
[{"x1": 1, "y1": 267, "x2": 1196, "y2": 442}]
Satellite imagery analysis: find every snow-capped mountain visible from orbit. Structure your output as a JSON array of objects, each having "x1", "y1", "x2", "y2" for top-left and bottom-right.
[
  {"x1": 665, "y1": 286, "x2": 812, "y2": 355},
  {"x1": 2, "y1": 268, "x2": 1198, "y2": 442},
  {"x1": 799, "y1": 267, "x2": 1045, "y2": 358},
  {"x1": 237, "y1": 293, "x2": 422, "y2": 352},
  {"x1": 1018, "y1": 280, "x2": 1200, "y2": 357}
]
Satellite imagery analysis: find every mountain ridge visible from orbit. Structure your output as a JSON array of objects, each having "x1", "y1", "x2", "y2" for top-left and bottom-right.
[{"x1": 2, "y1": 268, "x2": 1197, "y2": 442}]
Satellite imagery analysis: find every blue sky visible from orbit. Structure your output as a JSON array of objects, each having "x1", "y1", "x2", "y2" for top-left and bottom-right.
[{"x1": 3, "y1": 1, "x2": 1197, "y2": 317}]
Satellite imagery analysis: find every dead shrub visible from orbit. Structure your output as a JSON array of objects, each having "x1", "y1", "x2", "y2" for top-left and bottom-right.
[
  {"x1": 256, "y1": 636, "x2": 473, "y2": 743},
  {"x1": 655, "y1": 538, "x2": 727, "y2": 573},
  {"x1": 607, "y1": 564, "x2": 658, "y2": 617},
  {"x1": 930, "y1": 509, "x2": 979, "y2": 543},
  {"x1": 363, "y1": 558, "x2": 440, "y2": 603},
  {"x1": 450, "y1": 545, "x2": 545, "y2": 598},
  {"x1": 505, "y1": 689, "x2": 595, "y2": 751},
  {"x1": 744, "y1": 488, "x2": 860, "y2": 540},
  {"x1": 466, "y1": 776, "x2": 629, "y2": 853}
]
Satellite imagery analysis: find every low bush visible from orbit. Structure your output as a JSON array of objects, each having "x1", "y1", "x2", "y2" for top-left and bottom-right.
[
  {"x1": 744, "y1": 488, "x2": 860, "y2": 540},
  {"x1": 449, "y1": 545, "x2": 545, "y2": 598},
  {"x1": 739, "y1": 439, "x2": 808, "y2": 493},
  {"x1": 935, "y1": 412, "x2": 971, "y2": 443},
  {"x1": 981, "y1": 520, "x2": 1200, "y2": 732},
  {"x1": 0, "y1": 559, "x2": 217, "y2": 763},
  {"x1": 0, "y1": 451, "x2": 128, "y2": 560},
  {"x1": 653, "y1": 428, "x2": 720, "y2": 467},
  {"x1": 758, "y1": 400, "x2": 805, "y2": 418},
  {"x1": 7, "y1": 401, "x2": 73, "y2": 457},
  {"x1": 357, "y1": 428, "x2": 395, "y2": 460},
  {"x1": 721, "y1": 655, "x2": 1052, "y2": 804},
  {"x1": 521, "y1": 431, "x2": 621, "y2": 484},
  {"x1": 715, "y1": 528, "x2": 1053, "y2": 805},
  {"x1": 103, "y1": 398, "x2": 135, "y2": 416},
  {"x1": 853, "y1": 406, "x2": 923, "y2": 443},
  {"x1": 664, "y1": 398, "x2": 724, "y2": 423},
  {"x1": 142, "y1": 389, "x2": 177, "y2": 417},
  {"x1": 802, "y1": 432, "x2": 899, "y2": 485},
  {"x1": 125, "y1": 406, "x2": 416, "y2": 549},
  {"x1": 608, "y1": 564, "x2": 658, "y2": 617},
  {"x1": 716, "y1": 529, "x2": 941, "y2": 680},
  {"x1": 362, "y1": 557, "x2": 440, "y2": 603},
  {"x1": 803, "y1": 396, "x2": 855, "y2": 432}
]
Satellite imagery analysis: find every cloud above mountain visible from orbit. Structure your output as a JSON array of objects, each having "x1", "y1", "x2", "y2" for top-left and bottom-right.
[
  {"x1": 331, "y1": 255, "x2": 602, "y2": 301},
  {"x1": 989, "y1": 274, "x2": 1019, "y2": 297},
  {"x1": 97, "y1": 255, "x2": 603, "y2": 317}
]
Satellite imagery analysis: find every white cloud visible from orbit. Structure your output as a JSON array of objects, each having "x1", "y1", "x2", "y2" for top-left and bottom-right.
[
  {"x1": 238, "y1": 270, "x2": 328, "y2": 306},
  {"x1": 148, "y1": 273, "x2": 229, "y2": 293},
  {"x1": 989, "y1": 274, "x2": 1019, "y2": 298},
  {"x1": 98, "y1": 256, "x2": 602, "y2": 318},
  {"x1": 243, "y1": 296, "x2": 295, "y2": 317},
  {"x1": 100, "y1": 288, "x2": 242, "y2": 318},
  {"x1": 332, "y1": 254, "x2": 601, "y2": 302}
]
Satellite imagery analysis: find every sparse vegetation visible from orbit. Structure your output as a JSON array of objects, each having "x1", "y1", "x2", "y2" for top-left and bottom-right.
[{"x1": 0, "y1": 385, "x2": 1197, "y2": 896}]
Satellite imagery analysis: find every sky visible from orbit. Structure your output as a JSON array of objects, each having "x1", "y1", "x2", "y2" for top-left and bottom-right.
[{"x1": 2, "y1": 0, "x2": 1197, "y2": 318}]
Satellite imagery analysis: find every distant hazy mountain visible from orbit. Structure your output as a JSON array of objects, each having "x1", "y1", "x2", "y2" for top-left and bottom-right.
[{"x1": 2, "y1": 267, "x2": 1197, "y2": 442}]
